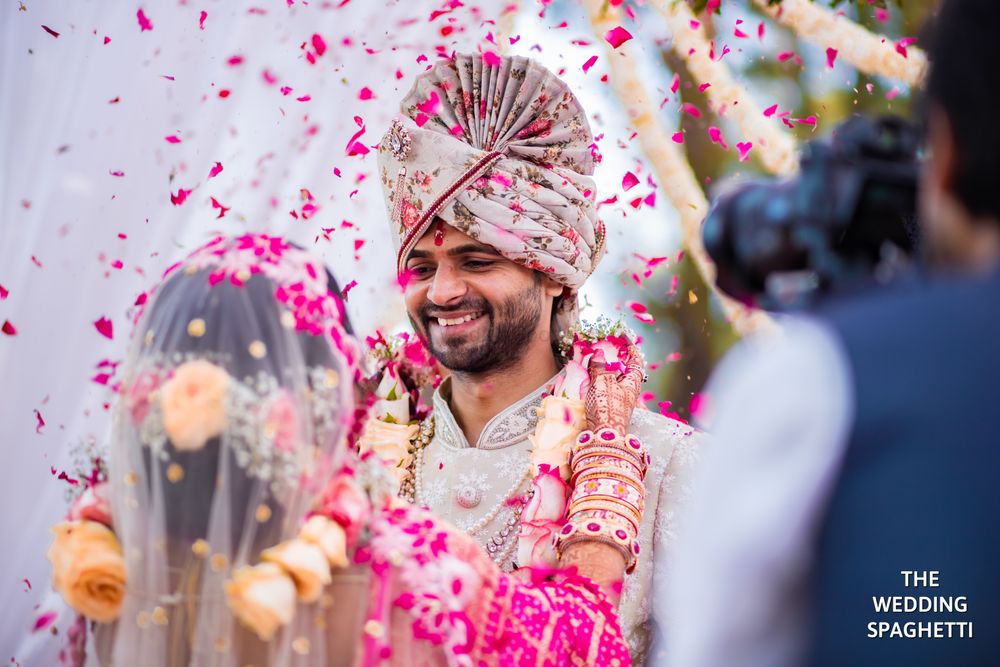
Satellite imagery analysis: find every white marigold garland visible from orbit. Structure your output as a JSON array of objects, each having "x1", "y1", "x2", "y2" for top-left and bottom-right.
[
  {"x1": 653, "y1": 0, "x2": 799, "y2": 176},
  {"x1": 754, "y1": 0, "x2": 927, "y2": 87},
  {"x1": 584, "y1": 0, "x2": 775, "y2": 337}
]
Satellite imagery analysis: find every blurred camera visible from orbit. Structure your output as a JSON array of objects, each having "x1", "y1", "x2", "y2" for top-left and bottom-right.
[{"x1": 703, "y1": 115, "x2": 920, "y2": 312}]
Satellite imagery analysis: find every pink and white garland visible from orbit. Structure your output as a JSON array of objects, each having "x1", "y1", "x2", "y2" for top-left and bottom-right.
[{"x1": 516, "y1": 321, "x2": 636, "y2": 569}]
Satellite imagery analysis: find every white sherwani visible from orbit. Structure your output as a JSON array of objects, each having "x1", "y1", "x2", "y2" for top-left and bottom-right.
[{"x1": 413, "y1": 377, "x2": 702, "y2": 663}]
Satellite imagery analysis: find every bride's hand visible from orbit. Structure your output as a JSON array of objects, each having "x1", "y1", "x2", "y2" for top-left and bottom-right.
[{"x1": 584, "y1": 343, "x2": 645, "y2": 433}]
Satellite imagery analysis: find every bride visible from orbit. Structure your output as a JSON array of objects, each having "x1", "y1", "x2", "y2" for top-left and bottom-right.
[{"x1": 47, "y1": 234, "x2": 645, "y2": 666}]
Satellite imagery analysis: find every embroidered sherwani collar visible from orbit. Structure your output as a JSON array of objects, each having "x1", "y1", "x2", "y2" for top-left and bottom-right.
[{"x1": 432, "y1": 375, "x2": 557, "y2": 450}]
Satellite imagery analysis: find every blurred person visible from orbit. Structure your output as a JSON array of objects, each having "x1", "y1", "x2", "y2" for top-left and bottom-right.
[
  {"x1": 45, "y1": 233, "x2": 659, "y2": 666},
  {"x1": 659, "y1": 0, "x2": 1000, "y2": 665},
  {"x1": 373, "y1": 51, "x2": 703, "y2": 663}
]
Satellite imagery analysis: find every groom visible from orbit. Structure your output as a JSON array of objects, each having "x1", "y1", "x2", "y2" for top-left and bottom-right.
[{"x1": 376, "y1": 52, "x2": 700, "y2": 663}]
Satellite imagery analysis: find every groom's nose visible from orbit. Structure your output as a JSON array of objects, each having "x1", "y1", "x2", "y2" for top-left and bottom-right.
[{"x1": 427, "y1": 263, "x2": 468, "y2": 306}]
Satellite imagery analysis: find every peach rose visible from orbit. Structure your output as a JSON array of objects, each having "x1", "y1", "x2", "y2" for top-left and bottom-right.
[
  {"x1": 160, "y1": 359, "x2": 229, "y2": 451},
  {"x1": 67, "y1": 483, "x2": 112, "y2": 528},
  {"x1": 299, "y1": 515, "x2": 348, "y2": 568},
  {"x1": 357, "y1": 418, "x2": 417, "y2": 486},
  {"x1": 261, "y1": 538, "x2": 331, "y2": 603},
  {"x1": 530, "y1": 396, "x2": 586, "y2": 480},
  {"x1": 225, "y1": 563, "x2": 297, "y2": 641},
  {"x1": 316, "y1": 473, "x2": 370, "y2": 545},
  {"x1": 47, "y1": 521, "x2": 126, "y2": 623}
]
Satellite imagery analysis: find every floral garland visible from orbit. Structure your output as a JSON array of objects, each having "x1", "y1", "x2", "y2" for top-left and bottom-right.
[
  {"x1": 653, "y1": 0, "x2": 798, "y2": 176},
  {"x1": 516, "y1": 317, "x2": 637, "y2": 568},
  {"x1": 754, "y1": 0, "x2": 927, "y2": 87},
  {"x1": 584, "y1": 0, "x2": 775, "y2": 338}
]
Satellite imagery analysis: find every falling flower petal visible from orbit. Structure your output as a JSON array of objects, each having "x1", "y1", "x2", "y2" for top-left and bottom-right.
[
  {"x1": 604, "y1": 26, "x2": 633, "y2": 49},
  {"x1": 582, "y1": 55, "x2": 598, "y2": 73},
  {"x1": 671, "y1": 131, "x2": 684, "y2": 144},
  {"x1": 763, "y1": 103, "x2": 778, "y2": 117},
  {"x1": 736, "y1": 141, "x2": 753, "y2": 162},
  {"x1": 33, "y1": 611, "x2": 57, "y2": 633},
  {"x1": 682, "y1": 103, "x2": 701, "y2": 118},
  {"x1": 94, "y1": 317, "x2": 114, "y2": 339},
  {"x1": 170, "y1": 188, "x2": 192, "y2": 206},
  {"x1": 41, "y1": 25, "x2": 60, "y2": 38},
  {"x1": 358, "y1": 87, "x2": 374, "y2": 101},
  {"x1": 208, "y1": 162, "x2": 223, "y2": 179},
  {"x1": 826, "y1": 47, "x2": 838, "y2": 69},
  {"x1": 165, "y1": 135, "x2": 181, "y2": 144},
  {"x1": 621, "y1": 171, "x2": 639, "y2": 191},
  {"x1": 895, "y1": 37, "x2": 916, "y2": 58},
  {"x1": 1, "y1": 320, "x2": 16, "y2": 336},
  {"x1": 137, "y1": 8, "x2": 154, "y2": 32},
  {"x1": 199, "y1": 10, "x2": 207, "y2": 29},
  {"x1": 0, "y1": 283, "x2": 7, "y2": 300},
  {"x1": 312, "y1": 33, "x2": 327, "y2": 56},
  {"x1": 482, "y1": 50, "x2": 501, "y2": 67}
]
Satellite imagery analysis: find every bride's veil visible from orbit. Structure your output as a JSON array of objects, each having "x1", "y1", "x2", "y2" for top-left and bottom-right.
[{"x1": 105, "y1": 235, "x2": 361, "y2": 666}]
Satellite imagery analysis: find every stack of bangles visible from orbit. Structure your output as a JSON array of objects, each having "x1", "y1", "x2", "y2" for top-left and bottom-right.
[{"x1": 555, "y1": 428, "x2": 650, "y2": 574}]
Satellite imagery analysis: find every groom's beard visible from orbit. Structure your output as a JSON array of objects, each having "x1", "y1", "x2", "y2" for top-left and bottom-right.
[{"x1": 412, "y1": 285, "x2": 544, "y2": 375}]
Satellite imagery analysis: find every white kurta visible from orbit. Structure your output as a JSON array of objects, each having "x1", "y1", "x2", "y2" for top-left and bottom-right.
[{"x1": 413, "y1": 377, "x2": 703, "y2": 664}]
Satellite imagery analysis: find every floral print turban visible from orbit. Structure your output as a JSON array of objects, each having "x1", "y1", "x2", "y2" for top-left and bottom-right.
[{"x1": 378, "y1": 53, "x2": 605, "y2": 331}]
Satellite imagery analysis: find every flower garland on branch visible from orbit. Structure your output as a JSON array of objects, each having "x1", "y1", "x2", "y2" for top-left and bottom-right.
[
  {"x1": 754, "y1": 0, "x2": 927, "y2": 87},
  {"x1": 653, "y1": 0, "x2": 798, "y2": 176},
  {"x1": 584, "y1": 0, "x2": 775, "y2": 337}
]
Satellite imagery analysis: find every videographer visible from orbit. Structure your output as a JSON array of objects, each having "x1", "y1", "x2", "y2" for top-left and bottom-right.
[{"x1": 658, "y1": 1, "x2": 1000, "y2": 665}]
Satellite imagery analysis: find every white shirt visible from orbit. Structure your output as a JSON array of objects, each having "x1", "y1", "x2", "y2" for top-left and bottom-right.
[{"x1": 656, "y1": 317, "x2": 855, "y2": 667}]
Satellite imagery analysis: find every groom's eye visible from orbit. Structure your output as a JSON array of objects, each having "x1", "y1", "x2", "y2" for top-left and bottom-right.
[
  {"x1": 464, "y1": 259, "x2": 494, "y2": 270},
  {"x1": 408, "y1": 264, "x2": 434, "y2": 278}
]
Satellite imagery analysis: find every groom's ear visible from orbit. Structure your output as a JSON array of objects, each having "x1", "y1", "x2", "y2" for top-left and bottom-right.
[{"x1": 540, "y1": 275, "x2": 564, "y2": 299}]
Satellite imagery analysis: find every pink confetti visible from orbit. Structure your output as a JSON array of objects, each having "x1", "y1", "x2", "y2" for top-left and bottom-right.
[
  {"x1": 604, "y1": 26, "x2": 633, "y2": 49},
  {"x1": 358, "y1": 87, "x2": 374, "y2": 101},
  {"x1": 795, "y1": 115, "x2": 817, "y2": 126},
  {"x1": 41, "y1": 25, "x2": 60, "y2": 38},
  {"x1": 763, "y1": 103, "x2": 778, "y2": 117},
  {"x1": 94, "y1": 317, "x2": 114, "y2": 339},
  {"x1": 199, "y1": 10, "x2": 207, "y2": 29},
  {"x1": 671, "y1": 131, "x2": 684, "y2": 144},
  {"x1": 33, "y1": 611, "x2": 57, "y2": 633},
  {"x1": 689, "y1": 392, "x2": 708, "y2": 419},
  {"x1": 109, "y1": 170, "x2": 125, "y2": 177},
  {"x1": 622, "y1": 171, "x2": 639, "y2": 191},
  {"x1": 104, "y1": 36, "x2": 111, "y2": 44},
  {"x1": 896, "y1": 37, "x2": 916, "y2": 58},
  {"x1": 643, "y1": 192, "x2": 656, "y2": 207},
  {"x1": 210, "y1": 196, "x2": 230, "y2": 219},
  {"x1": 708, "y1": 126, "x2": 728, "y2": 149},
  {"x1": 164, "y1": 135, "x2": 181, "y2": 144},
  {"x1": 208, "y1": 162, "x2": 223, "y2": 179},
  {"x1": 341, "y1": 279, "x2": 358, "y2": 301},
  {"x1": 1, "y1": 320, "x2": 15, "y2": 336},
  {"x1": 0, "y1": 283, "x2": 7, "y2": 300},
  {"x1": 227, "y1": 55, "x2": 244, "y2": 66},
  {"x1": 582, "y1": 55, "x2": 598, "y2": 73},
  {"x1": 736, "y1": 141, "x2": 753, "y2": 162},
  {"x1": 671, "y1": 72, "x2": 680, "y2": 94},
  {"x1": 312, "y1": 33, "x2": 327, "y2": 57},
  {"x1": 137, "y1": 8, "x2": 154, "y2": 32},
  {"x1": 698, "y1": 82, "x2": 711, "y2": 93},
  {"x1": 416, "y1": 90, "x2": 440, "y2": 115},
  {"x1": 777, "y1": 51, "x2": 796, "y2": 62},
  {"x1": 682, "y1": 103, "x2": 701, "y2": 118},
  {"x1": 262, "y1": 69, "x2": 279, "y2": 85},
  {"x1": 826, "y1": 47, "x2": 838, "y2": 69},
  {"x1": 170, "y1": 188, "x2": 192, "y2": 206},
  {"x1": 296, "y1": 95, "x2": 311, "y2": 102},
  {"x1": 482, "y1": 50, "x2": 501, "y2": 67},
  {"x1": 758, "y1": 22, "x2": 765, "y2": 40}
]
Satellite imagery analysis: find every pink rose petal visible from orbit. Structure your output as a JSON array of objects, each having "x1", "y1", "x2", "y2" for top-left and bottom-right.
[
  {"x1": 164, "y1": 135, "x2": 181, "y2": 144},
  {"x1": 170, "y1": 188, "x2": 192, "y2": 206},
  {"x1": 582, "y1": 55, "x2": 598, "y2": 73},
  {"x1": 736, "y1": 141, "x2": 753, "y2": 162},
  {"x1": 604, "y1": 26, "x2": 633, "y2": 49},
  {"x1": 208, "y1": 162, "x2": 223, "y2": 179},
  {"x1": 622, "y1": 171, "x2": 639, "y2": 191},
  {"x1": 137, "y1": 8, "x2": 154, "y2": 32},
  {"x1": 41, "y1": 25, "x2": 60, "y2": 38},
  {"x1": 671, "y1": 131, "x2": 684, "y2": 144},
  {"x1": 763, "y1": 103, "x2": 778, "y2": 117},
  {"x1": 826, "y1": 47, "x2": 838, "y2": 69},
  {"x1": 94, "y1": 316, "x2": 114, "y2": 339},
  {"x1": 1, "y1": 320, "x2": 16, "y2": 336},
  {"x1": 482, "y1": 50, "x2": 501, "y2": 67},
  {"x1": 312, "y1": 33, "x2": 327, "y2": 57},
  {"x1": 682, "y1": 103, "x2": 701, "y2": 118},
  {"x1": 199, "y1": 10, "x2": 207, "y2": 30},
  {"x1": 895, "y1": 37, "x2": 916, "y2": 58},
  {"x1": 358, "y1": 87, "x2": 374, "y2": 101}
]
